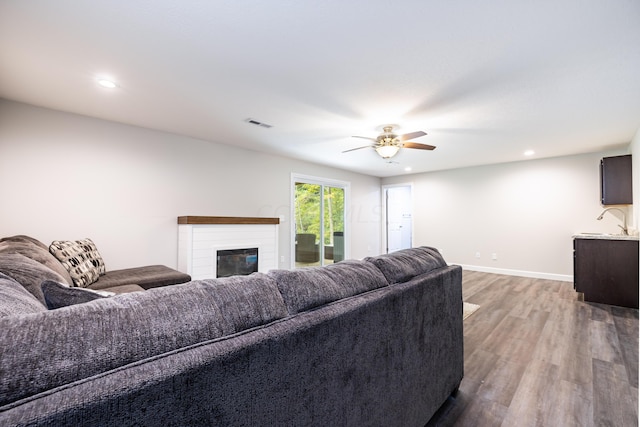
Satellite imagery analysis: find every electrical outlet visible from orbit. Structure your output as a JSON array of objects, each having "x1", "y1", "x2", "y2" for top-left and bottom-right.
[{"x1": 475, "y1": 252, "x2": 481, "y2": 258}]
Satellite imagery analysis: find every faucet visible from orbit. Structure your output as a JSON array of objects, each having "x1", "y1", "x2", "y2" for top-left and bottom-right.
[{"x1": 596, "y1": 207, "x2": 628, "y2": 235}]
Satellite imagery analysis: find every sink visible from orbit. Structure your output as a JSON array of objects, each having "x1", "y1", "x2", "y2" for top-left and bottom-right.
[{"x1": 579, "y1": 232, "x2": 605, "y2": 235}]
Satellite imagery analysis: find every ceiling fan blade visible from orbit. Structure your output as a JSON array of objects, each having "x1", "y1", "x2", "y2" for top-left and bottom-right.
[
  {"x1": 399, "y1": 131, "x2": 427, "y2": 141},
  {"x1": 342, "y1": 145, "x2": 373, "y2": 153},
  {"x1": 403, "y1": 142, "x2": 436, "y2": 151},
  {"x1": 352, "y1": 135, "x2": 377, "y2": 142}
]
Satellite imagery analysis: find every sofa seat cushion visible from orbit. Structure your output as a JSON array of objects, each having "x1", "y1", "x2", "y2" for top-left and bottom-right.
[
  {"x1": 268, "y1": 259, "x2": 389, "y2": 314},
  {"x1": 0, "y1": 272, "x2": 46, "y2": 317},
  {"x1": 0, "y1": 253, "x2": 69, "y2": 305},
  {"x1": 41, "y1": 280, "x2": 115, "y2": 309},
  {"x1": 0, "y1": 235, "x2": 73, "y2": 285},
  {"x1": 49, "y1": 238, "x2": 106, "y2": 287},
  {"x1": 87, "y1": 265, "x2": 192, "y2": 291},
  {"x1": 100, "y1": 284, "x2": 146, "y2": 294},
  {"x1": 365, "y1": 247, "x2": 447, "y2": 284}
]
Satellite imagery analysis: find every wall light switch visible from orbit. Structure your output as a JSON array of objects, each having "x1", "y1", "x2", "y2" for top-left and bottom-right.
[{"x1": 492, "y1": 253, "x2": 497, "y2": 260}]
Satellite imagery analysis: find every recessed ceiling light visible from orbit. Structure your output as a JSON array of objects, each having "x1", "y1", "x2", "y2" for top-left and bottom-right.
[
  {"x1": 524, "y1": 150, "x2": 535, "y2": 156},
  {"x1": 97, "y1": 78, "x2": 117, "y2": 89},
  {"x1": 404, "y1": 166, "x2": 412, "y2": 172}
]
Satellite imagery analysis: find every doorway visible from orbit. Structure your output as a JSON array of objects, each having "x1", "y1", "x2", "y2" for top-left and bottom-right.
[
  {"x1": 383, "y1": 184, "x2": 412, "y2": 253},
  {"x1": 292, "y1": 174, "x2": 349, "y2": 268}
]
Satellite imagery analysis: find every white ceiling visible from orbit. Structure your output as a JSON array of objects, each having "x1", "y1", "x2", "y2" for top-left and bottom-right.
[{"x1": 1, "y1": 1, "x2": 639, "y2": 177}]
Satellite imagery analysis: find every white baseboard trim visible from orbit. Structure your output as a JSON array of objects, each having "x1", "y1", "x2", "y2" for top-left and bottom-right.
[{"x1": 456, "y1": 264, "x2": 573, "y2": 282}]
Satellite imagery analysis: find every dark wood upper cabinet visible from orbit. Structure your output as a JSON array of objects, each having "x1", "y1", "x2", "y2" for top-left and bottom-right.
[{"x1": 600, "y1": 154, "x2": 632, "y2": 205}]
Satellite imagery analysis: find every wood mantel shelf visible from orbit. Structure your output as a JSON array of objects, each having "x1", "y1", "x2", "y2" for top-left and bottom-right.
[{"x1": 177, "y1": 216, "x2": 280, "y2": 225}]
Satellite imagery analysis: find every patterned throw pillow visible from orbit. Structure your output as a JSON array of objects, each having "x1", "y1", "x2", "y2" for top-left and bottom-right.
[{"x1": 49, "y1": 238, "x2": 106, "y2": 287}]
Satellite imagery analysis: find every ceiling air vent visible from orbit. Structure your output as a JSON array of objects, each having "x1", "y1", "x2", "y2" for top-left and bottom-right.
[{"x1": 244, "y1": 118, "x2": 273, "y2": 129}]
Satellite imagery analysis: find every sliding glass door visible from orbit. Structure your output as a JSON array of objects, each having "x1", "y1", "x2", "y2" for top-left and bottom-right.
[{"x1": 292, "y1": 175, "x2": 348, "y2": 267}]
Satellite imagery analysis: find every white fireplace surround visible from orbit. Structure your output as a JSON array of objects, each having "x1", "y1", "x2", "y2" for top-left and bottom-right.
[{"x1": 177, "y1": 216, "x2": 279, "y2": 280}]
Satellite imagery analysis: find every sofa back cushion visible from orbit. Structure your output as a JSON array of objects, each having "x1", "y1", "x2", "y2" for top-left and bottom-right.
[
  {"x1": 0, "y1": 234, "x2": 48, "y2": 250},
  {"x1": 0, "y1": 272, "x2": 46, "y2": 317},
  {"x1": 197, "y1": 273, "x2": 289, "y2": 333},
  {"x1": 268, "y1": 260, "x2": 388, "y2": 314},
  {"x1": 0, "y1": 253, "x2": 68, "y2": 305},
  {"x1": 364, "y1": 247, "x2": 447, "y2": 284},
  {"x1": 0, "y1": 272, "x2": 288, "y2": 407},
  {"x1": 0, "y1": 235, "x2": 73, "y2": 285}
]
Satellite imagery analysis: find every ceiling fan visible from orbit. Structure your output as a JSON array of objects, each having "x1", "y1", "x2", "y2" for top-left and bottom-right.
[{"x1": 343, "y1": 125, "x2": 436, "y2": 159}]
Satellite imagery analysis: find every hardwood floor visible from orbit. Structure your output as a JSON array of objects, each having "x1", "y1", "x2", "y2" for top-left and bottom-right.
[{"x1": 427, "y1": 270, "x2": 639, "y2": 427}]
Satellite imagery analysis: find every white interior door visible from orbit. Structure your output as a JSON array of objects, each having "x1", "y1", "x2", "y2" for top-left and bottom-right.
[{"x1": 385, "y1": 185, "x2": 412, "y2": 253}]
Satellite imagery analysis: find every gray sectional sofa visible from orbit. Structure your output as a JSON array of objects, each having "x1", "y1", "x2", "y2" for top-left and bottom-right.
[{"x1": 0, "y1": 240, "x2": 463, "y2": 426}]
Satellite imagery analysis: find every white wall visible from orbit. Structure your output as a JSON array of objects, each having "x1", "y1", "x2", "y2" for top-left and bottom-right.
[
  {"x1": 2, "y1": 99, "x2": 635, "y2": 279},
  {"x1": 382, "y1": 149, "x2": 630, "y2": 280},
  {"x1": 0, "y1": 100, "x2": 382, "y2": 270}
]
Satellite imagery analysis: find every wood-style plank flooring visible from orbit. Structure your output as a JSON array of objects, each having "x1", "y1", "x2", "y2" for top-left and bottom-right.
[{"x1": 427, "y1": 270, "x2": 639, "y2": 427}]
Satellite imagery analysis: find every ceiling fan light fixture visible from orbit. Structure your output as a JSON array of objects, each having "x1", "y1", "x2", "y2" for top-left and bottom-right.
[
  {"x1": 345, "y1": 125, "x2": 433, "y2": 159},
  {"x1": 375, "y1": 145, "x2": 400, "y2": 159}
]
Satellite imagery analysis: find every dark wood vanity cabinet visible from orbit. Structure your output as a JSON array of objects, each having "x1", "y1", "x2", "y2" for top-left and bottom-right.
[
  {"x1": 574, "y1": 238, "x2": 639, "y2": 308},
  {"x1": 600, "y1": 154, "x2": 632, "y2": 205}
]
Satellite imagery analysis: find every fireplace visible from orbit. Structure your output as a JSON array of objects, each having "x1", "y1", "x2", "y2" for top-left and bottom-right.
[
  {"x1": 178, "y1": 216, "x2": 279, "y2": 280},
  {"x1": 216, "y1": 247, "x2": 258, "y2": 278}
]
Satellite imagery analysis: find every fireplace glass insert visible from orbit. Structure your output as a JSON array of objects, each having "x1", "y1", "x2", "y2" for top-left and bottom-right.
[{"x1": 216, "y1": 248, "x2": 258, "y2": 278}]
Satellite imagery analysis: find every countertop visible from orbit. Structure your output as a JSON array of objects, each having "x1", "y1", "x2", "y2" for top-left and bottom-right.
[{"x1": 573, "y1": 233, "x2": 639, "y2": 241}]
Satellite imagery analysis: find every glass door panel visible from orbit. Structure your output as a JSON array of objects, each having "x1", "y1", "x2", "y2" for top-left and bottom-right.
[
  {"x1": 294, "y1": 183, "x2": 321, "y2": 266},
  {"x1": 323, "y1": 186, "x2": 344, "y2": 264},
  {"x1": 294, "y1": 181, "x2": 347, "y2": 267}
]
